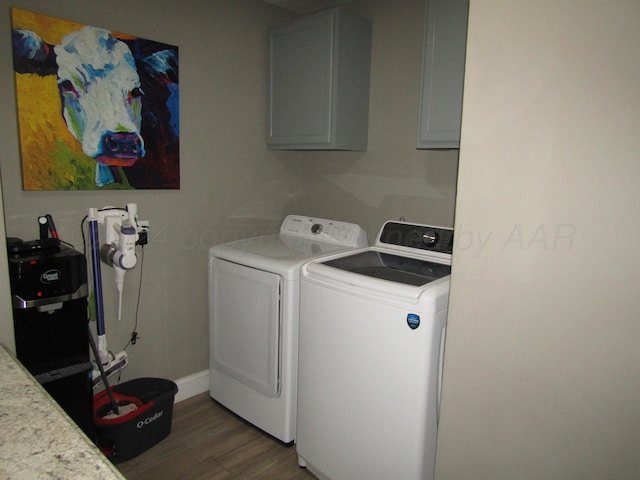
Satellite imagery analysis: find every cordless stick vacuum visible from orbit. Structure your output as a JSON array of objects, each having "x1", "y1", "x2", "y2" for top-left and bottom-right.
[{"x1": 88, "y1": 204, "x2": 148, "y2": 387}]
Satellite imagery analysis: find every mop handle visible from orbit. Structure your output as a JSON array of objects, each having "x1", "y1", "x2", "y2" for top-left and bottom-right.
[{"x1": 87, "y1": 326, "x2": 119, "y2": 415}]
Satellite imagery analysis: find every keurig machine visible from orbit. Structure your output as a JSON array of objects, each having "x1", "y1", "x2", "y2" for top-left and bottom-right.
[{"x1": 7, "y1": 235, "x2": 95, "y2": 441}]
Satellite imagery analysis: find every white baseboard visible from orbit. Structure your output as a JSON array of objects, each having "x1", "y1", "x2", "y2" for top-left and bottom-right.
[{"x1": 174, "y1": 369, "x2": 209, "y2": 404}]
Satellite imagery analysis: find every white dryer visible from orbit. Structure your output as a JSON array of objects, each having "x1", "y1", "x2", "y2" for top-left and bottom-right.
[
  {"x1": 208, "y1": 215, "x2": 367, "y2": 443},
  {"x1": 296, "y1": 221, "x2": 453, "y2": 480}
]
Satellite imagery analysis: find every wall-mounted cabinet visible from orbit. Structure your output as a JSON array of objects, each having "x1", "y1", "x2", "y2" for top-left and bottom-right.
[
  {"x1": 267, "y1": 9, "x2": 372, "y2": 151},
  {"x1": 417, "y1": 0, "x2": 469, "y2": 149}
]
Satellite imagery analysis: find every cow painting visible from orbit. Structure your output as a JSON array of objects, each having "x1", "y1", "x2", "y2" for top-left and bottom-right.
[{"x1": 11, "y1": 9, "x2": 179, "y2": 190}]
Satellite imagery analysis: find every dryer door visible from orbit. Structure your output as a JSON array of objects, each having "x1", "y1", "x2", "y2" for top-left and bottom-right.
[{"x1": 210, "y1": 258, "x2": 281, "y2": 398}]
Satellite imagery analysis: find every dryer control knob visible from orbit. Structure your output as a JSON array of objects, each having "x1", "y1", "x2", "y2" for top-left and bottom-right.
[
  {"x1": 422, "y1": 231, "x2": 439, "y2": 247},
  {"x1": 311, "y1": 223, "x2": 323, "y2": 234}
]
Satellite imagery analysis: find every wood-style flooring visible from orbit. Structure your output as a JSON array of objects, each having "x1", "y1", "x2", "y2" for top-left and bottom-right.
[{"x1": 116, "y1": 393, "x2": 316, "y2": 480}]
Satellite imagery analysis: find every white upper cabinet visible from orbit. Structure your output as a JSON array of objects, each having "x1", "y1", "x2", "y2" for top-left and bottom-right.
[
  {"x1": 267, "y1": 9, "x2": 372, "y2": 151},
  {"x1": 417, "y1": 0, "x2": 469, "y2": 149}
]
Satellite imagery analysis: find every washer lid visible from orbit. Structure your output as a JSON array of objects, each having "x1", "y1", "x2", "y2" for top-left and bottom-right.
[{"x1": 321, "y1": 250, "x2": 451, "y2": 286}]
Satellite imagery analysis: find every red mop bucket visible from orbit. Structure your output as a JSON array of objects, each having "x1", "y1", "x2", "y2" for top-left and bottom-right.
[{"x1": 94, "y1": 377, "x2": 178, "y2": 463}]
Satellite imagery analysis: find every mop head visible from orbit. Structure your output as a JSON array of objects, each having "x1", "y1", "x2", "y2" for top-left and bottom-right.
[
  {"x1": 101, "y1": 402, "x2": 139, "y2": 419},
  {"x1": 95, "y1": 392, "x2": 146, "y2": 425}
]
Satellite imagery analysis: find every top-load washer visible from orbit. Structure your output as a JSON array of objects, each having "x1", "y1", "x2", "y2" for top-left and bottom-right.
[
  {"x1": 296, "y1": 221, "x2": 453, "y2": 480},
  {"x1": 208, "y1": 215, "x2": 367, "y2": 443}
]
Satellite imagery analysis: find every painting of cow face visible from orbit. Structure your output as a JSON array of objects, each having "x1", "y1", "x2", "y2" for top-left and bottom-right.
[{"x1": 11, "y1": 9, "x2": 179, "y2": 190}]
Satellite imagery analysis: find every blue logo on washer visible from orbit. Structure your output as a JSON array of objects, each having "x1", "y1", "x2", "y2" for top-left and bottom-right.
[{"x1": 407, "y1": 313, "x2": 420, "y2": 330}]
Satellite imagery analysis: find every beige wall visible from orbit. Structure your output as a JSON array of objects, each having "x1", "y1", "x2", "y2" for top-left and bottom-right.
[
  {"x1": 436, "y1": 1, "x2": 640, "y2": 478},
  {"x1": 1, "y1": 0, "x2": 455, "y2": 381}
]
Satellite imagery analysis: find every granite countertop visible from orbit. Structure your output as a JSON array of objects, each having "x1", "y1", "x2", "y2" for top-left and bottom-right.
[{"x1": 0, "y1": 344, "x2": 125, "y2": 480}]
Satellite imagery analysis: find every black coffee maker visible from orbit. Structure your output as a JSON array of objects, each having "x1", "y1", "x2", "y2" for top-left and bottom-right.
[{"x1": 7, "y1": 222, "x2": 94, "y2": 440}]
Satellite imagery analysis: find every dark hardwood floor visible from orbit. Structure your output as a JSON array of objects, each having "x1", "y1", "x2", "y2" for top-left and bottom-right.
[{"x1": 116, "y1": 393, "x2": 316, "y2": 479}]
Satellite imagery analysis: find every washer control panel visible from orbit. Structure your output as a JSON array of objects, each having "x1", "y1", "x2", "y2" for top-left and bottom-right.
[
  {"x1": 280, "y1": 215, "x2": 368, "y2": 247},
  {"x1": 378, "y1": 221, "x2": 453, "y2": 255}
]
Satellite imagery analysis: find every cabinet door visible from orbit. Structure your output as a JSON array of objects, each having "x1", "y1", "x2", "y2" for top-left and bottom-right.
[
  {"x1": 417, "y1": 0, "x2": 469, "y2": 149},
  {"x1": 267, "y1": 9, "x2": 371, "y2": 151},
  {"x1": 268, "y1": 13, "x2": 334, "y2": 147}
]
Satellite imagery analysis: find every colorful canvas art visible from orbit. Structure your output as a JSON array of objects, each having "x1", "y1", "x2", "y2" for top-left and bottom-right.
[{"x1": 11, "y1": 9, "x2": 180, "y2": 190}]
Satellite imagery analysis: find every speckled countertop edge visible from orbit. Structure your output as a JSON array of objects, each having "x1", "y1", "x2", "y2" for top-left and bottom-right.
[{"x1": 0, "y1": 344, "x2": 125, "y2": 480}]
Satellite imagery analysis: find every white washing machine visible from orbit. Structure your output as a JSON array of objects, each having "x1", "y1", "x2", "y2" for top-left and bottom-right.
[
  {"x1": 296, "y1": 221, "x2": 453, "y2": 480},
  {"x1": 208, "y1": 215, "x2": 367, "y2": 443}
]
